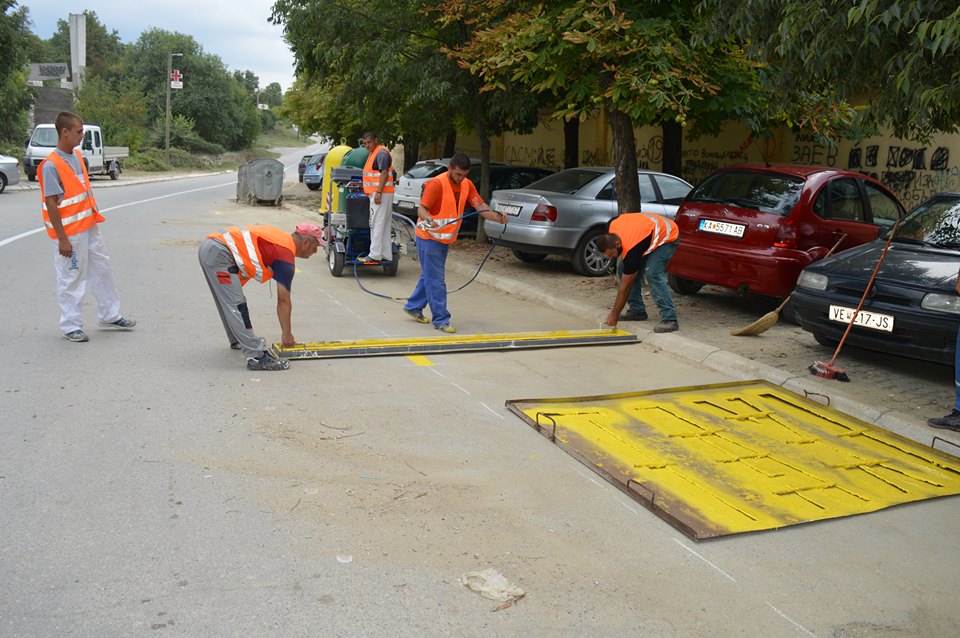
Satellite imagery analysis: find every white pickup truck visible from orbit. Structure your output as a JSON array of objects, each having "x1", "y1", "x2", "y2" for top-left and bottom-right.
[{"x1": 23, "y1": 123, "x2": 129, "y2": 182}]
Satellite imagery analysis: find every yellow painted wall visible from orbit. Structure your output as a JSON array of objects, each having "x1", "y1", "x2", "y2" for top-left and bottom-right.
[{"x1": 452, "y1": 114, "x2": 960, "y2": 209}]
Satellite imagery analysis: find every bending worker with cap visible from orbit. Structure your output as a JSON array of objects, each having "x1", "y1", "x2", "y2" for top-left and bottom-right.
[
  {"x1": 597, "y1": 212, "x2": 680, "y2": 333},
  {"x1": 199, "y1": 223, "x2": 323, "y2": 371},
  {"x1": 403, "y1": 153, "x2": 508, "y2": 333}
]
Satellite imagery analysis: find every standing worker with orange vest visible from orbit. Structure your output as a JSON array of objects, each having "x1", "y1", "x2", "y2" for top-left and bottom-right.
[
  {"x1": 357, "y1": 132, "x2": 395, "y2": 264},
  {"x1": 39, "y1": 111, "x2": 136, "y2": 343},
  {"x1": 199, "y1": 223, "x2": 323, "y2": 371},
  {"x1": 598, "y1": 212, "x2": 681, "y2": 333},
  {"x1": 402, "y1": 153, "x2": 508, "y2": 333}
]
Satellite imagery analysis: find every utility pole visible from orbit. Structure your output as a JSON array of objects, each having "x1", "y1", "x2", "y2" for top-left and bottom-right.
[{"x1": 165, "y1": 52, "x2": 182, "y2": 164}]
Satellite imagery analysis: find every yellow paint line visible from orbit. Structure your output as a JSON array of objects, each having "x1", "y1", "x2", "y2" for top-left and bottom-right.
[{"x1": 407, "y1": 355, "x2": 434, "y2": 367}]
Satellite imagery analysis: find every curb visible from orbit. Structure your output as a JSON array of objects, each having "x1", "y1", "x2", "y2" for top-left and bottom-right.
[{"x1": 10, "y1": 170, "x2": 236, "y2": 193}]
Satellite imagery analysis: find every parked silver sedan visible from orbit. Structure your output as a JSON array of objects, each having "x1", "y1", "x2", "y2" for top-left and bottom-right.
[
  {"x1": 487, "y1": 167, "x2": 693, "y2": 276},
  {"x1": 0, "y1": 154, "x2": 21, "y2": 194}
]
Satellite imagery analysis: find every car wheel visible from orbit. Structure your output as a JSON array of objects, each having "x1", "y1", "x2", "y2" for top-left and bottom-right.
[
  {"x1": 779, "y1": 299, "x2": 799, "y2": 325},
  {"x1": 383, "y1": 255, "x2": 399, "y2": 276},
  {"x1": 328, "y1": 247, "x2": 344, "y2": 277},
  {"x1": 512, "y1": 250, "x2": 547, "y2": 263},
  {"x1": 572, "y1": 228, "x2": 611, "y2": 277},
  {"x1": 813, "y1": 332, "x2": 838, "y2": 348},
  {"x1": 668, "y1": 274, "x2": 704, "y2": 295},
  {"x1": 109, "y1": 163, "x2": 120, "y2": 180},
  {"x1": 307, "y1": 183, "x2": 320, "y2": 191},
  {"x1": 26, "y1": 169, "x2": 36, "y2": 182},
  {"x1": 0, "y1": 173, "x2": 6, "y2": 194}
]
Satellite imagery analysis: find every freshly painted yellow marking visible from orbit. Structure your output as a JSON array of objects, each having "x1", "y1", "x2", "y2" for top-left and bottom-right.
[
  {"x1": 407, "y1": 355, "x2": 434, "y2": 367},
  {"x1": 507, "y1": 380, "x2": 960, "y2": 540},
  {"x1": 278, "y1": 328, "x2": 631, "y2": 352}
]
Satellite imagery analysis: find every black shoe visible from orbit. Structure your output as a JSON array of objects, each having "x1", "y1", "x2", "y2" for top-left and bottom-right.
[
  {"x1": 230, "y1": 342, "x2": 241, "y2": 350},
  {"x1": 246, "y1": 352, "x2": 290, "y2": 371},
  {"x1": 653, "y1": 320, "x2": 679, "y2": 333},
  {"x1": 619, "y1": 309, "x2": 648, "y2": 321},
  {"x1": 928, "y1": 409, "x2": 960, "y2": 432}
]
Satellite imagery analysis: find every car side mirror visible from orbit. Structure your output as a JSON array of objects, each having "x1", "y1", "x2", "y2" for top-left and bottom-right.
[
  {"x1": 24, "y1": 138, "x2": 30, "y2": 147},
  {"x1": 82, "y1": 140, "x2": 93, "y2": 151}
]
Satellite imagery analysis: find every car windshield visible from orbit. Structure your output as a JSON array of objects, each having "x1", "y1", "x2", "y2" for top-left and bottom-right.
[
  {"x1": 523, "y1": 169, "x2": 605, "y2": 194},
  {"x1": 405, "y1": 162, "x2": 447, "y2": 179},
  {"x1": 893, "y1": 194, "x2": 960, "y2": 247},
  {"x1": 309, "y1": 153, "x2": 325, "y2": 164},
  {"x1": 688, "y1": 171, "x2": 804, "y2": 215},
  {"x1": 30, "y1": 127, "x2": 59, "y2": 148}
]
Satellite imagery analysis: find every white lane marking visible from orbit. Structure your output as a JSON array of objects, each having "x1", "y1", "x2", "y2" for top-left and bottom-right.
[
  {"x1": 766, "y1": 603, "x2": 817, "y2": 637},
  {"x1": 1, "y1": 180, "x2": 234, "y2": 248},
  {"x1": 480, "y1": 402, "x2": 504, "y2": 419},
  {"x1": 671, "y1": 538, "x2": 738, "y2": 583}
]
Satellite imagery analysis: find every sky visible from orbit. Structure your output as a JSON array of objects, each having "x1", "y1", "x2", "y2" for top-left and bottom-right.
[{"x1": 19, "y1": 0, "x2": 298, "y2": 92}]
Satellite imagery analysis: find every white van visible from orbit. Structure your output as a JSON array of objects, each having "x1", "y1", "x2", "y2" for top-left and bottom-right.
[{"x1": 23, "y1": 123, "x2": 129, "y2": 182}]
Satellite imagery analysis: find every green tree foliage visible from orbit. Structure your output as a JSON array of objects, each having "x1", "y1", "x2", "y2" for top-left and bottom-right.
[
  {"x1": 446, "y1": 0, "x2": 762, "y2": 211},
  {"x1": 703, "y1": 0, "x2": 960, "y2": 141},
  {"x1": 46, "y1": 11, "x2": 124, "y2": 80},
  {"x1": 0, "y1": 0, "x2": 34, "y2": 143},
  {"x1": 261, "y1": 82, "x2": 283, "y2": 107},
  {"x1": 74, "y1": 76, "x2": 149, "y2": 150},
  {"x1": 124, "y1": 29, "x2": 260, "y2": 150}
]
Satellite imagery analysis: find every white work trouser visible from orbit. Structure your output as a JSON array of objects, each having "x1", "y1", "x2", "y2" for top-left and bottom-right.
[
  {"x1": 368, "y1": 192, "x2": 395, "y2": 261},
  {"x1": 54, "y1": 225, "x2": 122, "y2": 333}
]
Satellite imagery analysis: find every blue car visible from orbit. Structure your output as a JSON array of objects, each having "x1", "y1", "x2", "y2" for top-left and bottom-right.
[
  {"x1": 791, "y1": 192, "x2": 960, "y2": 365},
  {"x1": 303, "y1": 152, "x2": 327, "y2": 191}
]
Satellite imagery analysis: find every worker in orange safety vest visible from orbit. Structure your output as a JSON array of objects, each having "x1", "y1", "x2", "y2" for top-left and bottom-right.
[
  {"x1": 357, "y1": 131, "x2": 396, "y2": 264},
  {"x1": 39, "y1": 111, "x2": 136, "y2": 343}
]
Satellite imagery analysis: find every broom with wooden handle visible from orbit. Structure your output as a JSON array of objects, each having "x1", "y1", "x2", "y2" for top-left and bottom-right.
[{"x1": 730, "y1": 233, "x2": 848, "y2": 336}]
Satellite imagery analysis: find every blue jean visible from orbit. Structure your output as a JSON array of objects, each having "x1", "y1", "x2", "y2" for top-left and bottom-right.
[
  {"x1": 619, "y1": 240, "x2": 678, "y2": 321},
  {"x1": 405, "y1": 237, "x2": 451, "y2": 327}
]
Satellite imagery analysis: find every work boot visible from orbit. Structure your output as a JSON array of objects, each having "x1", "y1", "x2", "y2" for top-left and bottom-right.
[
  {"x1": 435, "y1": 324, "x2": 456, "y2": 334},
  {"x1": 246, "y1": 352, "x2": 290, "y2": 371},
  {"x1": 619, "y1": 309, "x2": 648, "y2": 321},
  {"x1": 928, "y1": 409, "x2": 960, "y2": 432},
  {"x1": 653, "y1": 320, "x2": 679, "y2": 333},
  {"x1": 404, "y1": 308, "x2": 429, "y2": 324}
]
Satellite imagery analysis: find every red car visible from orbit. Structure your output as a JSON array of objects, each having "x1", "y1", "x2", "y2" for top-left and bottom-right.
[{"x1": 667, "y1": 163, "x2": 906, "y2": 300}]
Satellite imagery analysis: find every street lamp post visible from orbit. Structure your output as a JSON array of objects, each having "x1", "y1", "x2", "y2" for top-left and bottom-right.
[{"x1": 164, "y1": 52, "x2": 182, "y2": 164}]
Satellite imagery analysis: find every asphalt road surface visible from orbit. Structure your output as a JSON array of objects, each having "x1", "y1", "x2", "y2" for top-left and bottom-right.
[{"x1": 1, "y1": 150, "x2": 957, "y2": 637}]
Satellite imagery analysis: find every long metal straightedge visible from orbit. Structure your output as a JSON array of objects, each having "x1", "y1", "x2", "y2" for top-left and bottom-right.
[{"x1": 273, "y1": 328, "x2": 636, "y2": 360}]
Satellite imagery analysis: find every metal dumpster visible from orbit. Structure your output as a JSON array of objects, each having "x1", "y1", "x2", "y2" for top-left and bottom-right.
[{"x1": 237, "y1": 158, "x2": 284, "y2": 206}]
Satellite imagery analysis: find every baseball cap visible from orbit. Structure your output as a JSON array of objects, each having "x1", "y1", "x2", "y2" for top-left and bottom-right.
[{"x1": 295, "y1": 223, "x2": 324, "y2": 241}]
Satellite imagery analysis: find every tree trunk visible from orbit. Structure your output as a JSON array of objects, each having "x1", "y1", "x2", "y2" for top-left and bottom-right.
[
  {"x1": 661, "y1": 120, "x2": 683, "y2": 178},
  {"x1": 563, "y1": 117, "x2": 579, "y2": 168},
  {"x1": 609, "y1": 109, "x2": 640, "y2": 215},
  {"x1": 443, "y1": 129, "x2": 457, "y2": 157},
  {"x1": 402, "y1": 132, "x2": 420, "y2": 173},
  {"x1": 474, "y1": 116, "x2": 492, "y2": 243}
]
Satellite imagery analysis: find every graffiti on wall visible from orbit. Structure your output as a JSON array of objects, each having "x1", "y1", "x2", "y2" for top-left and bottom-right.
[
  {"x1": 681, "y1": 135, "x2": 754, "y2": 185},
  {"x1": 504, "y1": 145, "x2": 561, "y2": 171},
  {"x1": 846, "y1": 143, "x2": 958, "y2": 208},
  {"x1": 790, "y1": 134, "x2": 840, "y2": 166}
]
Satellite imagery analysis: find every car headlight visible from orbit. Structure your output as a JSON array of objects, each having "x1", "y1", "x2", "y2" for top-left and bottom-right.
[
  {"x1": 797, "y1": 271, "x2": 828, "y2": 291},
  {"x1": 921, "y1": 293, "x2": 960, "y2": 314}
]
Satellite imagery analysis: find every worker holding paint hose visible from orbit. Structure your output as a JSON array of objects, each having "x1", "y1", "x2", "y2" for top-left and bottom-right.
[
  {"x1": 199, "y1": 224, "x2": 323, "y2": 371},
  {"x1": 39, "y1": 111, "x2": 136, "y2": 343},
  {"x1": 403, "y1": 153, "x2": 508, "y2": 333},
  {"x1": 597, "y1": 212, "x2": 680, "y2": 333}
]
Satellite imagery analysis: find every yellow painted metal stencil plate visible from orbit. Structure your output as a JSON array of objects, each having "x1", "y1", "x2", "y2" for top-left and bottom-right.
[
  {"x1": 274, "y1": 328, "x2": 636, "y2": 360},
  {"x1": 506, "y1": 380, "x2": 960, "y2": 540}
]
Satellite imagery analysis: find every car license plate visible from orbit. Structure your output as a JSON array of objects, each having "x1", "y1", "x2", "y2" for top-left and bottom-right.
[
  {"x1": 699, "y1": 219, "x2": 746, "y2": 238},
  {"x1": 396, "y1": 201, "x2": 415, "y2": 211},
  {"x1": 497, "y1": 203, "x2": 522, "y2": 216},
  {"x1": 828, "y1": 305, "x2": 894, "y2": 332}
]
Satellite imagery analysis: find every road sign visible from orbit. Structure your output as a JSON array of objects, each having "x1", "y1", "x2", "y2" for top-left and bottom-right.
[
  {"x1": 170, "y1": 69, "x2": 183, "y2": 89},
  {"x1": 171, "y1": 81, "x2": 183, "y2": 89}
]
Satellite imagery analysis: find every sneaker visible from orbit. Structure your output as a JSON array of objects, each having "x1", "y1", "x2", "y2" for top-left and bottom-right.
[
  {"x1": 619, "y1": 309, "x2": 648, "y2": 321},
  {"x1": 404, "y1": 308, "x2": 429, "y2": 324},
  {"x1": 98, "y1": 317, "x2": 137, "y2": 329},
  {"x1": 230, "y1": 342, "x2": 241, "y2": 350},
  {"x1": 356, "y1": 255, "x2": 379, "y2": 265},
  {"x1": 928, "y1": 409, "x2": 960, "y2": 432},
  {"x1": 653, "y1": 320, "x2": 679, "y2": 333},
  {"x1": 435, "y1": 324, "x2": 456, "y2": 334},
  {"x1": 64, "y1": 329, "x2": 89, "y2": 342},
  {"x1": 246, "y1": 352, "x2": 290, "y2": 371}
]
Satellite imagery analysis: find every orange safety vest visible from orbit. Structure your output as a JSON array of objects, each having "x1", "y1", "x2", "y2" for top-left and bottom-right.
[
  {"x1": 38, "y1": 149, "x2": 104, "y2": 239},
  {"x1": 362, "y1": 145, "x2": 395, "y2": 195},
  {"x1": 416, "y1": 173, "x2": 468, "y2": 244},
  {"x1": 207, "y1": 225, "x2": 295, "y2": 286},
  {"x1": 609, "y1": 212, "x2": 678, "y2": 257}
]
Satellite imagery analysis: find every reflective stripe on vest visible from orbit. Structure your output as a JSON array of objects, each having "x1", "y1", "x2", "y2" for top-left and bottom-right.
[
  {"x1": 362, "y1": 145, "x2": 395, "y2": 194},
  {"x1": 609, "y1": 212, "x2": 679, "y2": 257},
  {"x1": 207, "y1": 226, "x2": 295, "y2": 285},
  {"x1": 38, "y1": 149, "x2": 104, "y2": 238},
  {"x1": 416, "y1": 173, "x2": 467, "y2": 244}
]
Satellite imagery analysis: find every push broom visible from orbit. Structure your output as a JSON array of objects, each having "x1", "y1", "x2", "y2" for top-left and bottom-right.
[
  {"x1": 731, "y1": 233, "x2": 847, "y2": 336},
  {"x1": 810, "y1": 220, "x2": 901, "y2": 381}
]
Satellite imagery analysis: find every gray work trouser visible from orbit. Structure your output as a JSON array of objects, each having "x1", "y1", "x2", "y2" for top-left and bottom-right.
[{"x1": 198, "y1": 239, "x2": 266, "y2": 359}]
